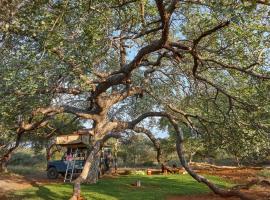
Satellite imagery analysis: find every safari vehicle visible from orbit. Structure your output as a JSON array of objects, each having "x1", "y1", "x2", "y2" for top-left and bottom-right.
[
  {"x1": 46, "y1": 149, "x2": 87, "y2": 179},
  {"x1": 46, "y1": 134, "x2": 90, "y2": 181}
]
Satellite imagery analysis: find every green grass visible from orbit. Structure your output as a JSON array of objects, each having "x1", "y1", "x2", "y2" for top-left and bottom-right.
[{"x1": 10, "y1": 174, "x2": 232, "y2": 200}]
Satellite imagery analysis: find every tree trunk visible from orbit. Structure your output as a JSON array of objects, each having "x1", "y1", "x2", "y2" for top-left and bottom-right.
[
  {"x1": 70, "y1": 182, "x2": 81, "y2": 200},
  {"x1": 0, "y1": 153, "x2": 11, "y2": 173},
  {"x1": 189, "y1": 153, "x2": 193, "y2": 164},
  {"x1": 70, "y1": 140, "x2": 101, "y2": 200},
  {"x1": 46, "y1": 146, "x2": 52, "y2": 161},
  {"x1": 0, "y1": 160, "x2": 8, "y2": 173},
  {"x1": 114, "y1": 157, "x2": 118, "y2": 173},
  {"x1": 133, "y1": 155, "x2": 136, "y2": 167},
  {"x1": 0, "y1": 132, "x2": 23, "y2": 173},
  {"x1": 86, "y1": 152, "x2": 100, "y2": 184},
  {"x1": 236, "y1": 156, "x2": 241, "y2": 167},
  {"x1": 69, "y1": 132, "x2": 122, "y2": 200},
  {"x1": 175, "y1": 127, "x2": 255, "y2": 200}
]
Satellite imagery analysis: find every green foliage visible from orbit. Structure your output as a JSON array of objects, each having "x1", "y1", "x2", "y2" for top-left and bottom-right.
[
  {"x1": 118, "y1": 134, "x2": 157, "y2": 166},
  {"x1": 6, "y1": 148, "x2": 46, "y2": 175},
  {"x1": 8, "y1": 151, "x2": 46, "y2": 166},
  {"x1": 130, "y1": 170, "x2": 146, "y2": 176},
  {"x1": 258, "y1": 169, "x2": 270, "y2": 178},
  {"x1": 154, "y1": 4, "x2": 270, "y2": 163},
  {"x1": 1, "y1": 0, "x2": 270, "y2": 169},
  {"x1": 8, "y1": 165, "x2": 44, "y2": 176}
]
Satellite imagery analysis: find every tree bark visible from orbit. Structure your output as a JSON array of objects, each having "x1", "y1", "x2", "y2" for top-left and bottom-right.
[
  {"x1": 114, "y1": 157, "x2": 118, "y2": 173},
  {"x1": 70, "y1": 141, "x2": 101, "y2": 200},
  {"x1": 236, "y1": 156, "x2": 242, "y2": 167},
  {"x1": 189, "y1": 153, "x2": 193, "y2": 164},
  {"x1": 86, "y1": 152, "x2": 100, "y2": 184},
  {"x1": 70, "y1": 133, "x2": 122, "y2": 200},
  {"x1": 0, "y1": 160, "x2": 8, "y2": 173}
]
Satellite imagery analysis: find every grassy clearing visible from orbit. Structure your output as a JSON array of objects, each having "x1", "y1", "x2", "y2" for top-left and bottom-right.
[{"x1": 10, "y1": 174, "x2": 232, "y2": 200}]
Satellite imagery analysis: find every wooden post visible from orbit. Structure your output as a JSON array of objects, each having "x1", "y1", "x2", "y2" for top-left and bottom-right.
[
  {"x1": 136, "y1": 180, "x2": 141, "y2": 187},
  {"x1": 70, "y1": 182, "x2": 81, "y2": 200},
  {"x1": 164, "y1": 169, "x2": 167, "y2": 175}
]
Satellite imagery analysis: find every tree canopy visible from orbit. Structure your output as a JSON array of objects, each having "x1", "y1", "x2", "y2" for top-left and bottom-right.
[{"x1": 1, "y1": 0, "x2": 270, "y2": 199}]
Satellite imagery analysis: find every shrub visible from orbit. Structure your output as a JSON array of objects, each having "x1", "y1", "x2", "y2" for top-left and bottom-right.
[
  {"x1": 123, "y1": 170, "x2": 132, "y2": 175},
  {"x1": 142, "y1": 161, "x2": 154, "y2": 167},
  {"x1": 8, "y1": 152, "x2": 46, "y2": 166},
  {"x1": 130, "y1": 170, "x2": 146, "y2": 175},
  {"x1": 258, "y1": 169, "x2": 270, "y2": 178},
  {"x1": 8, "y1": 165, "x2": 44, "y2": 175}
]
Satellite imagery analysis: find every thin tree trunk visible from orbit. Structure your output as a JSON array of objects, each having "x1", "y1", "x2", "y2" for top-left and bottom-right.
[
  {"x1": 0, "y1": 160, "x2": 8, "y2": 173},
  {"x1": 189, "y1": 153, "x2": 193, "y2": 164},
  {"x1": 114, "y1": 157, "x2": 118, "y2": 173},
  {"x1": 0, "y1": 131, "x2": 24, "y2": 173},
  {"x1": 46, "y1": 145, "x2": 53, "y2": 161},
  {"x1": 175, "y1": 128, "x2": 254, "y2": 200},
  {"x1": 236, "y1": 157, "x2": 242, "y2": 167}
]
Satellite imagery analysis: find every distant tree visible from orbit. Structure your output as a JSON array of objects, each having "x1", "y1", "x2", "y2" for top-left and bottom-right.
[{"x1": 118, "y1": 134, "x2": 156, "y2": 166}]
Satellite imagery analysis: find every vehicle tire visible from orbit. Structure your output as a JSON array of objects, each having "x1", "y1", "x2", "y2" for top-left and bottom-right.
[{"x1": 47, "y1": 167, "x2": 59, "y2": 179}]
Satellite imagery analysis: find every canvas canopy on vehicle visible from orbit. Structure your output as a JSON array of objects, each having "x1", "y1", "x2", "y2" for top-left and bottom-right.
[{"x1": 56, "y1": 134, "x2": 91, "y2": 148}]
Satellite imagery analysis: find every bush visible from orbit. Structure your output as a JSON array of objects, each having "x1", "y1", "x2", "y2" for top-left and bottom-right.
[
  {"x1": 8, "y1": 152, "x2": 46, "y2": 166},
  {"x1": 142, "y1": 161, "x2": 154, "y2": 167},
  {"x1": 122, "y1": 169, "x2": 132, "y2": 175},
  {"x1": 8, "y1": 165, "x2": 44, "y2": 175},
  {"x1": 130, "y1": 170, "x2": 146, "y2": 175},
  {"x1": 258, "y1": 169, "x2": 270, "y2": 178},
  {"x1": 122, "y1": 169, "x2": 147, "y2": 175}
]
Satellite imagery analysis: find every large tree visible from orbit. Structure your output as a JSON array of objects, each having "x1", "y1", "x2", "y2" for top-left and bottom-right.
[{"x1": 1, "y1": 0, "x2": 270, "y2": 200}]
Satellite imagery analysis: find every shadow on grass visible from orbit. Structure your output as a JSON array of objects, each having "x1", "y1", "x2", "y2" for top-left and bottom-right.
[
  {"x1": 9, "y1": 174, "x2": 231, "y2": 200},
  {"x1": 8, "y1": 184, "x2": 72, "y2": 200}
]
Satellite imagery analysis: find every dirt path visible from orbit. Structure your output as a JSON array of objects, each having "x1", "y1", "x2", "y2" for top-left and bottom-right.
[
  {"x1": 0, "y1": 174, "x2": 32, "y2": 199},
  {"x1": 0, "y1": 172, "x2": 62, "y2": 199}
]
